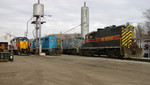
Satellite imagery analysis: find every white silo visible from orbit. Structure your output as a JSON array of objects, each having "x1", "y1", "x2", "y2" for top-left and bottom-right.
[{"x1": 81, "y1": 2, "x2": 89, "y2": 39}]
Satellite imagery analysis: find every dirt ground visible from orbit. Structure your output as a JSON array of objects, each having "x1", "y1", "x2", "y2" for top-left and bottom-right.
[{"x1": 0, "y1": 55, "x2": 150, "y2": 85}]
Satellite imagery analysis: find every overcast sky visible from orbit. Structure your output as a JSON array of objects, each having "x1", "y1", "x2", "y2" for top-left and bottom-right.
[{"x1": 0, "y1": 0, "x2": 149, "y2": 38}]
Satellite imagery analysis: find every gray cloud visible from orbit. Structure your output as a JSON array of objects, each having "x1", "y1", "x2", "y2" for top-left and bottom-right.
[{"x1": 0, "y1": 0, "x2": 149, "y2": 38}]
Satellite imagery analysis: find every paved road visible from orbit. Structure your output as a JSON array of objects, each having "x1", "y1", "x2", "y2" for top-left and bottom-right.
[{"x1": 0, "y1": 55, "x2": 150, "y2": 85}]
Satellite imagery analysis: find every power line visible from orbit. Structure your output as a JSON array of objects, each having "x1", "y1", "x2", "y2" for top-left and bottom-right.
[{"x1": 63, "y1": 22, "x2": 85, "y2": 34}]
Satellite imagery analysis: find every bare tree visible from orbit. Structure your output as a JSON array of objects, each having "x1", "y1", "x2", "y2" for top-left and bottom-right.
[
  {"x1": 136, "y1": 24, "x2": 145, "y2": 38},
  {"x1": 143, "y1": 9, "x2": 150, "y2": 35},
  {"x1": 135, "y1": 24, "x2": 145, "y2": 47}
]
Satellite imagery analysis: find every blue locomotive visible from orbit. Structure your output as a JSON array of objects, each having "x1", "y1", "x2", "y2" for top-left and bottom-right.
[{"x1": 30, "y1": 35, "x2": 62, "y2": 55}]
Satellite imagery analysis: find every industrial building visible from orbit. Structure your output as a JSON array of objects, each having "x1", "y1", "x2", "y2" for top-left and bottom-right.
[
  {"x1": 136, "y1": 36, "x2": 150, "y2": 58},
  {"x1": 0, "y1": 33, "x2": 16, "y2": 45}
]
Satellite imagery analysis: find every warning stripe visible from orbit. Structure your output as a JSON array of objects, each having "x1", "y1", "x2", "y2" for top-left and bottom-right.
[
  {"x1": 123, "y1": 40, "x2": 132, "y2": 46},
  {"x1": 113, "y1": 35, "x2": 121, "y2": 40},
  {"x1": 122, "y1": 29, "x2": 130, "y2": 36},
  {"x1": 122, "y1": 31, "x2": 131, "y2": 39},
  {"x1": 121, "y1": 25, "x2": 134, "y2": 47},
  {"x1": 122, "y1": 33, "x2": 133, "y2": 42},
  {"x1": 122, "y1": 37, "x2": 132, "y2": 46},
  {"x1": 127, "y1": 42, "x2": 132, "y2": 46},
  {"x1": 122, "y1": 36, "x2": 133, "y2": 43},
  {"x1": 85, "y1": 35, "x2": 121, "y2": 43},
  {"x1": 85, "y1": 39, "x2": 95, "y2": 42},
  {"x1": 122, "y1": 33, "x2": 133, "y2": 40},
  {"x1": 122, "y1": 35, "x2": 132, "y2": 42},
  {"x1": 122, "y1": 38, "x2": 133, "y2": 46},
  {"x1": 126, "y1": 25, "x2": 131, "y2": 29}
]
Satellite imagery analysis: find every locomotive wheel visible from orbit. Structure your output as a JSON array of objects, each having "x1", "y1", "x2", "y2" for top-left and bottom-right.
[
  {"x1": 115, "y1": 50, "x2": 123, "y2": 58},
  {"x1": 98, "y1": 52, "x2": 101, "y2": 57},
  {"x1": 80, "y1": 50, "x2": 85, "y2": 56},
  {"x1": 79, "y1": 51, "x2": 83, "y2": 56},
  {"x1": 90, "y1": 51, "x2": 94, "y2": 56},
  {"x1": 108, "y1": 50, "x2": 116, "y2": 58}
]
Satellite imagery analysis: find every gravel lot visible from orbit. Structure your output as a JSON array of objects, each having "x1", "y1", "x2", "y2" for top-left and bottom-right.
[{"x1": 0, "y1": 54, "x2": 150, "y2": 85}]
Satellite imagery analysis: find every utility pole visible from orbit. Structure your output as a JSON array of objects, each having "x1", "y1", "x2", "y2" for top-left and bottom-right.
[
  {"x1": 35, "y1": 17, "x2": 39, "y2": 55},
  {"x1": 39, "y1": 14, "x2": 42, "y2": 54}
]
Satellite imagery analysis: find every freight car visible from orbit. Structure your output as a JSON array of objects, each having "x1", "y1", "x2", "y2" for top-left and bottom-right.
[
  {"x1": 80, "y1": 25, "x2": 142, "y2": 58},
  {"x1": 30, "y1": 35, "x2": 62, "y2": 55},
  {"x1": 10, "y1": 37, "x2": 30, "y2": 55},
  {"x1": 62, "y1": 36, "x2": 84, "y2": 54}
]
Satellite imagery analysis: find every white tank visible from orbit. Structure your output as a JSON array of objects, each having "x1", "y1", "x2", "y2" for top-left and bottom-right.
[
  {"x1": 33, "y1": 3, "x2": 44, "y2": 17},
  {"x1": 81, "y1": 2, "x2": 89, "y2": 39}
]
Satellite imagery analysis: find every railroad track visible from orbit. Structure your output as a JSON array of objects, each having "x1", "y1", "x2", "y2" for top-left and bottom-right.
[
  {"x1": 123, "y1": 57, "x2": 150, "y2": 63},
  {"x1": 87, "y1": 55, "x2": 150, "y2": 63}
]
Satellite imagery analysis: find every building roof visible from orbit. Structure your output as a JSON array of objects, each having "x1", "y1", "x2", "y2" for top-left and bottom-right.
[
  {"x1": 52, "y1": 33, "x2": 81, "y2": 39},
  {"x1": 0, "y1": 33, "x2": 16, "y2": 44}
]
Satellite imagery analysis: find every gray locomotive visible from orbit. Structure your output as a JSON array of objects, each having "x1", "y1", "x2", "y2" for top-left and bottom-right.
[{"x1": 62, "y1": 36, "x2": 84, "y2": 54}]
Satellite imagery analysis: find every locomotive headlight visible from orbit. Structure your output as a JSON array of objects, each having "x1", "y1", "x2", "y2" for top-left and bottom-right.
[{"x1": 10, "y1": 56, "x2": 13, "y2": 59}]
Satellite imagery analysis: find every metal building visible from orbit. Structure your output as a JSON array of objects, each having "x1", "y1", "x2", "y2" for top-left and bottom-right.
[
  {"x1": 0, "y1": 33, "x2": 16, "y2": 45},
  {"x1": 0, "y1": 33, "x2": 16, "y2": 50}
]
